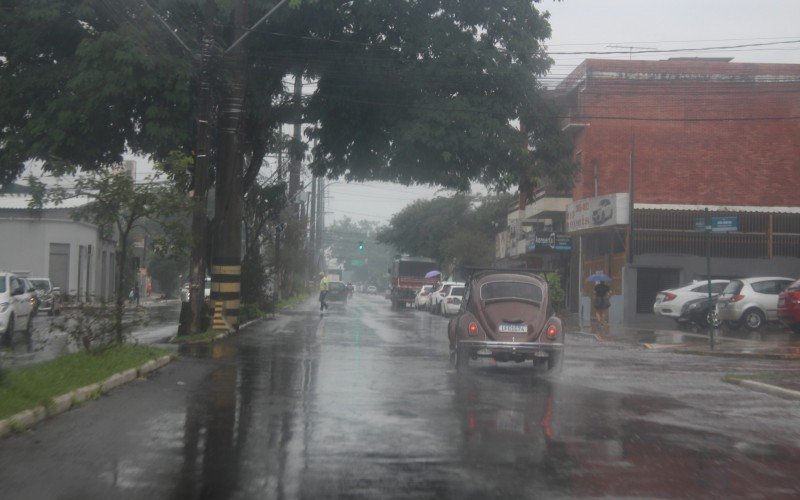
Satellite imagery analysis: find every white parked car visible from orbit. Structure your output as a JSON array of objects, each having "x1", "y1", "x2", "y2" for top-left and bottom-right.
[
  {"x1": 716, "y1": 277, "x2": 794, "y2": 330},
  {"x1": 367, "y1": 285, "x2": 377, "y2": 294},
  {"x1": 1, "y1": 272, "x2": 35, "y2": 346},
  {"x1": 439, "y1": 285, "x2": 466, "y2": 316},
  {"x1": 414, "y1": 285, "x2": 434, "y2": 309},
  {"x1": 181, "y1": 277, "x2": 211, "y2": 303},
  {"x1": 653, "y1": 280, "x2": 729, "y2": 320},
  {"x1": 427, "y1": 282, "x2": 462, "y2": 314}
]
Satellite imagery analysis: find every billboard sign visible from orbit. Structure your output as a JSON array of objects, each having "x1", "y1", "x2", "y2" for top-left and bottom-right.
[
  {"x1": 566, "y1": 193, "x2": 631, "y2": 232},
  {"x1": 526, "y1": 232, "x2": 572, "y2": 253}
]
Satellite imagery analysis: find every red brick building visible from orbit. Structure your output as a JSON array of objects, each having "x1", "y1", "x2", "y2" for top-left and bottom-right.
[{"x1": 558, "y1": 58, "x2": 800, "y2": 324}]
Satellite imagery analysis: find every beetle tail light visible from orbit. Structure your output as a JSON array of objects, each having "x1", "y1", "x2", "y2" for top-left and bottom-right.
[
  {"x1": 468, "y1": 322, "x2": 478, "y2": 335},
  {"x1": 546, "y1": 325, "x2": 558, "y2": 339}
]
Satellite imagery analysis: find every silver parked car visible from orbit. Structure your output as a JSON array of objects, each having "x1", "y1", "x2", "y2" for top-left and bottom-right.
[
  {"x1": 715, "y1": 277, "x2": 794, "y2": 330},
  {"x1": 29, "y1": 277, "x2": 61, "y2": 315}
]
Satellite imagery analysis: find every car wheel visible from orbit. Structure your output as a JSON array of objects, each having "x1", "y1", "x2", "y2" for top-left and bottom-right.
[
  {"x1": 743, "y1": 309, "x2": 765, "y2": 330},
  {"x1": 707, "y1": 310, "x2": 722, "y2": 328},
  {"x1": 455, "y1": 344, "x2": 469, "y2": 371}
]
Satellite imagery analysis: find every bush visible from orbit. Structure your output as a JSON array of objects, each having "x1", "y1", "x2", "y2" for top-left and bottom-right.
[
  {"x1": 51, "y1": 301, "x2": 149, "y2": 352},
  {"x1": 545, "y1": 271, "x2": 566, "y2": 314}
]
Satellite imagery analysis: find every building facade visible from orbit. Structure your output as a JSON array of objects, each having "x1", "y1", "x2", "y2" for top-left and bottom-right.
[
  {"x1": 557, "y1": 58, "x2": 800, "y2": 325},
  {"x1": 0, "y1": 194, "x2": 117, "y2": 301}
]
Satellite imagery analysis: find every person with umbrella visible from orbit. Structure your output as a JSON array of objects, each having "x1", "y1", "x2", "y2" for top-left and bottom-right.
[{"x1": 587, "y1": 271, "x2": 612, "y2": 331}]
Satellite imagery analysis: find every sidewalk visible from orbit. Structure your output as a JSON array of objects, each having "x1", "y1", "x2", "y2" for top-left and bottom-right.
[{"x1": 565, "y1": 313, "x2": 800, "y2": 399}]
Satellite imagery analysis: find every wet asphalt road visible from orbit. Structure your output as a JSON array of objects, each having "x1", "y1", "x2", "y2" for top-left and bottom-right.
[{"x1": 1, "y1": 295, "x2": 800, "y2": 499}]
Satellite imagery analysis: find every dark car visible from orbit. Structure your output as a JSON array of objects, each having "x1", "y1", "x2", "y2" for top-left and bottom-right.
[
  {"x1": 777, "y1": 278, "x2": 800, "y2": 334},
  {"x1": 447, "y1": 270, "x2": 564, "y2": 374},
  {"x1": 678, "y1": 295, "x2": 720, "y2": 329},
  {"x1": 326, "y1": 281, "x2": 349, "y2": 305}
]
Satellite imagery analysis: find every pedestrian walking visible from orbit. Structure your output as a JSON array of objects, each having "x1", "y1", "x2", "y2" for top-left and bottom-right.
[
  {"x1": 318, "y1": 272, "x2": 329, "y2": 315},
  {"x1": 593, "y1": 281, "x2": 611, "y2": 330}
]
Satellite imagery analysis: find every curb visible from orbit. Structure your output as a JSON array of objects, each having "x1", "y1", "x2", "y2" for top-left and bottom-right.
[
  {"x1": 168, "y1": 317, "x2": 263, "y2": 345},
  {"x1": 0, "y1": 354, "x2": 174, "y2": 439},
  {"x1": 660, "y1": 349, "x2": 800, "y2": 361},
  {"x1": 724, "y1": 377, "x2": 800, "y2": 401}
]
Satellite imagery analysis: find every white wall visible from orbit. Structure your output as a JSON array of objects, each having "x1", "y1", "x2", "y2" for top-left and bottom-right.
[{"x1": 0, "y1": 211, "x2": 115, "y2": 300}]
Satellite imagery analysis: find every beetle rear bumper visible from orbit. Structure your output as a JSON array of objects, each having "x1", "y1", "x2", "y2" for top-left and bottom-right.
[{"x1": 458, "y1": 340, "x2": 564, "y2": 357}]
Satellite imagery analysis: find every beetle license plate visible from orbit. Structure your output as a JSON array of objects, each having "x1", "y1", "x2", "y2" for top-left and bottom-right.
[{"x1": 498, "y1": 323, "x2": 527, "y2": 333}]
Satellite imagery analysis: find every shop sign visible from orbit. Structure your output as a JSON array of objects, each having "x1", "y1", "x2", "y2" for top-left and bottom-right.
[
  {"x1": 694, "y1": 216, "x2": 738, "y2": 232},
  {"x1": 566, "y1": 193, "x2": 630, "y2": 232},
  {"x1": 526, "y1": 232, "x2": 572, "y2": 253}
]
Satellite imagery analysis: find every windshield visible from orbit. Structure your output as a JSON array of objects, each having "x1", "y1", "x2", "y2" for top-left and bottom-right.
[
  {"x1": 30, "y1": 279, "x2": 51, "y2": 291},
  {"x1": 481, "y1": 281, "x2": 543, "y2": 302},
  {"x1": 398, "y1": 261, "x2": 437, "y2": 277},
  {"x1": 721, "y1": 280, "x2": 744, "y2": 296}
]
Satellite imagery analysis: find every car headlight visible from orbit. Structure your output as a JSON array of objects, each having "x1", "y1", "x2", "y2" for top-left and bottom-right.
[{"x1": 0, "y1": 302, "x2": 8, "y2": 314}]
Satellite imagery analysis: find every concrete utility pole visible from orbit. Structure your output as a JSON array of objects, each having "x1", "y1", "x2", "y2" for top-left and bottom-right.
[
  {"x1": 309, "y1": 175, "x2": 317, "y2": 272},
  {"x1": 211, "y1": 0, "x2": 248, "y2": 330}
]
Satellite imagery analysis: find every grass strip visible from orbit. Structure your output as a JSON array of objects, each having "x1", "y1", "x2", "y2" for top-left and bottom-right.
[
  {"x1": 0, "y1": 344, "x2": 167, "y2": 421},
  {"x1": 723, "y1": 372, "x2": 781, "y2": 384},
  {"x1": 275, "y1": 293, "x2": 309, "y2": 310}
]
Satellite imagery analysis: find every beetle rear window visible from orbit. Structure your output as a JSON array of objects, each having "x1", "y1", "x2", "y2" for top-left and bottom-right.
[{"x1": 480, "y1": 281, "x2": 542, "y2": 302}]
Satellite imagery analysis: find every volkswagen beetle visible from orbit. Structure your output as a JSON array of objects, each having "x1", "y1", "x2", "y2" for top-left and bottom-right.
[{"x1": 447, "y1": 270, "x2": 564, "y2": 373}]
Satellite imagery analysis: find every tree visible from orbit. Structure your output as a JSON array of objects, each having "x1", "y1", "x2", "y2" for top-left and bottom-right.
[
  {"x1": 3, "y1": 0, "x2": 575, "y2": 331},
  {"x1": 2, "y1": 0, "x2": 574, "y2": 193},
  {"x1": 377, "y1": 192, "x2": 515, "y2": 273},
  {"x1": 29, "y1": 166, "x2": 189, "y2": 343}
]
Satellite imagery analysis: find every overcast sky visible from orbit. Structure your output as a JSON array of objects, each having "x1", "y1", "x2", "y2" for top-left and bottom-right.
[{"x1": 326, "y1": 0, "x2": 800, "y2": 226}]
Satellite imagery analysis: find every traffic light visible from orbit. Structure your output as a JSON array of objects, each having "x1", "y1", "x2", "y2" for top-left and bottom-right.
[{"x1": 358, "y1": 240, "x2": 365, "y2": 251}]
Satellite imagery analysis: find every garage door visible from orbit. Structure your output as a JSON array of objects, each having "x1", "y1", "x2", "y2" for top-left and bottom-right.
[
  {"x1": 636, "y1": 268, "x2": 680, "y2": 314},
  {"x1": 49, "y1": 243, "x2": 70, "y2": 291}
]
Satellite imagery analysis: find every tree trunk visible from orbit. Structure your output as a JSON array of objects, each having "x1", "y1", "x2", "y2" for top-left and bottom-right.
[{"x1": 187, "y1": 0, "x2": 216, "y2": 335}]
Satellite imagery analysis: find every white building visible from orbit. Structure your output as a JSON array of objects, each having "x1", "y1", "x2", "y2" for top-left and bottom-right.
[{"x1": 0, "y1": 193, "x2": 117, "y2": 301}]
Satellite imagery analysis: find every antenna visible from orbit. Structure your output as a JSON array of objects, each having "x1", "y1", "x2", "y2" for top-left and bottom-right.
[{"x1": 607, "y1": 44, "x2": 657, "y2": 60}]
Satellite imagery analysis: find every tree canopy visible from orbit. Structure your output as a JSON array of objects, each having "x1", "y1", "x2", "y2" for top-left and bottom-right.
[
  {"x1": 1, "y1": 0, "x2": 575, "y2": 192},
  {"x1": 377, "y1": 192, "x2": 514, "y2": 273}
]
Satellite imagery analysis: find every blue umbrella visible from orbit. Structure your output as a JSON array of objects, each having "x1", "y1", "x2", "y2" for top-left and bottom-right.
[
  {"x1": 586, "y1": 271, "x2": 612, "y2": 283},
  {"x1": 424, "y1": 270, "x2": 442, "y2": 279}
]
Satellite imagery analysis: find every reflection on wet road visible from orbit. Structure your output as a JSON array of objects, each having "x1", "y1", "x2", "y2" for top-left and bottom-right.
[{"x1": 1, "y1": 294, "x2": 800, "y2": 498}]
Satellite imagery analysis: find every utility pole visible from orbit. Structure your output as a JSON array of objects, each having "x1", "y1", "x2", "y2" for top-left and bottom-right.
[
  {"x1": 309, "y1": 174, "x2": 317, "y2": 273},
  {"x1": 187, "y1": 0, "x2": 215, "y2": 334},
  {"x1": 211, "y1": 0, "x2": 248, "y2": 330}
]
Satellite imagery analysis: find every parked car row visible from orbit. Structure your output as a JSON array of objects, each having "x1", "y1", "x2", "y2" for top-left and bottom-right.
[
  {"x1": 413, "y1": 281, "x2": 466, "y2": 316},
  {"x1": 655, "y1": 276, "x2": 800, "y2": 332},
  {"x1": 1, "y1": 272, "x2": 61, "y2": 346}
]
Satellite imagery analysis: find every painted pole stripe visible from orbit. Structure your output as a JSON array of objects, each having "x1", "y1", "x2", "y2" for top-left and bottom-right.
[
  {"x1": 210, "y1": 291, "x2": 241, "y2": 301},
  {"x1": 210, "y1": 274, "x2": 241, "y2": 283},
  {"x1": 211, "y1": 265, "x2": 241, "y2": 275},
  {"x1": 211, "y1": 257, "x2": 241, "y2": 266},
  {"x1": 213, "y1": 282, "x2": 240, "y2": 293}
]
